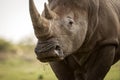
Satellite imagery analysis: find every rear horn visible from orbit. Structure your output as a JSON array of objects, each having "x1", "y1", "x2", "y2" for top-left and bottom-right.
[{"x1": 44, "y1": 3, "x2": 58, "y2": 19}]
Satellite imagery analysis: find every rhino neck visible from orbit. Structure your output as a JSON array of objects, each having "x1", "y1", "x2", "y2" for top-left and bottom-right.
[
  {"x1": 81, "y1": 0, "x2": 120, "y2": 50},
  {"x1": 78, "y1": 0, "x2": 99, "y2": 51}
]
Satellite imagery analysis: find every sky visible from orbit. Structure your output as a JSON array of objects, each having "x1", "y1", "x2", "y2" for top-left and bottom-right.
[{"x1": 0, "y1": 0, "x2": 47, "y2": 42}]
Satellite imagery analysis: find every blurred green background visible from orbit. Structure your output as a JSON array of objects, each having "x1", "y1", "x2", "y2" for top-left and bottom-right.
[
  {"x1": 0, "y1": 37, "x2": 120, "y2": 80},
  {"x1": 0, "y1": 37, "x2": 57, "y2": 80}
]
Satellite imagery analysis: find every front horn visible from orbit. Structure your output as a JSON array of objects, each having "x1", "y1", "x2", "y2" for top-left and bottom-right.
[{"x1": 29, "y1": 0, "x2": 51, "y2": 39}]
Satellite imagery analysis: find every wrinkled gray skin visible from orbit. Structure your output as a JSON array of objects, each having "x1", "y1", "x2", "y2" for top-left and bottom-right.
[{"x1": 29, "y1": 0, "x2": 120, "y2": 80}]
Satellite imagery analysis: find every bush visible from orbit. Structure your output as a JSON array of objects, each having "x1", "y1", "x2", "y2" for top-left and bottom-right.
[{"x1": 0, "y1": 38, "x2": 16, "y2": 53}]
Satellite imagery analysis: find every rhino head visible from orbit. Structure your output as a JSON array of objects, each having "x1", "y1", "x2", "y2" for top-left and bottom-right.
[{"x1": 29, "y1": 0, "x2": 88, "y2": 62}]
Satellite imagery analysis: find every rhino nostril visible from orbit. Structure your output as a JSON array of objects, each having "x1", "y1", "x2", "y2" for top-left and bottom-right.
[{"x1": 54, "y1": 45, "x2": 61, "y2": 56}]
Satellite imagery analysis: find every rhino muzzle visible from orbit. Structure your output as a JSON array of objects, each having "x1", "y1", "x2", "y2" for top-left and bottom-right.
[{"x1": 35, "y1": 39, "x2": 64, "y2": 62}]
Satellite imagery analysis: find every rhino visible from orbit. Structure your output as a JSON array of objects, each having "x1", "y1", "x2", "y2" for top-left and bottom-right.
[{"x1": 29, "y1": 0, "x2": 120, "y2": 80}]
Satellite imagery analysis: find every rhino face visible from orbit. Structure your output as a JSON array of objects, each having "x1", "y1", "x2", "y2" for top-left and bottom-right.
[{"x1": 29, "y1": 0, "x2": 88, "y2": 62}]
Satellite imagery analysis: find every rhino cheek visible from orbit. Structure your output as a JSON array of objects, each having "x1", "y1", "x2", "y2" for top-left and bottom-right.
[
  {"x1": 71, "y1": 19, "x2": 88, "y2": 50},
  {"x1": 56, "y1": 35, "x2": 73, "y2": 56},
  {"x1": 78, "y1": 21, "x2": 88, "y2": 45},
  {"x1": 63, "y1": 22, "x2": 88, "y2": 54}
]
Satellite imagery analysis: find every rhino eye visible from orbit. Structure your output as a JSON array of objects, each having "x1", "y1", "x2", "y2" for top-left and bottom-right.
[{"x1": 69, "y1": 20, "x2": 73, "y2": 25}]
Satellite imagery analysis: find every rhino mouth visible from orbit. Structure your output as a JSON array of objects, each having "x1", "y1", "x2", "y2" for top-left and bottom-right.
[
  {"x1": 37, "y1": 47, "x2": 64, "y2": 62},
  {"x1": 35, "y1": 39, "x2": 64, "y2": 62}
]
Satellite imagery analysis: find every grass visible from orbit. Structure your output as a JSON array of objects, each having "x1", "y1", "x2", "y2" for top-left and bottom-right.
[
  {"x1": 0, "y1": 56, "x2": 57, "y2": 80},
  {"x1": 104, "y1": 61, "x2": 120, "y2": 80},
  {"x1": 0, "y1": 55, "x2": 119, "y2": 80}
]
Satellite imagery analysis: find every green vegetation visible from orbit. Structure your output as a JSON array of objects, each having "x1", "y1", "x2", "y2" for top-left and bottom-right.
[
  {"x1": 0, "y1": 57, "x2": 57, "y2": 80},
  {"x1": 0, "y1": 37, "x2": 57, "y2": 80},
  {"x1": 105, "y1": 61, "x2": 120, "y2": 80},
  {"x1": 0, "y1": 38, "x2": 16, "y2": 53},
  {"x1": 0, "y1": 37, "x2": 119, "y2": 80}
]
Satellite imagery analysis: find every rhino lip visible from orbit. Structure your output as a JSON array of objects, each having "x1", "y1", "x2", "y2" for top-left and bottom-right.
[{"x1": 37, "y1": 48, "x2": 64, "y2": 62}]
